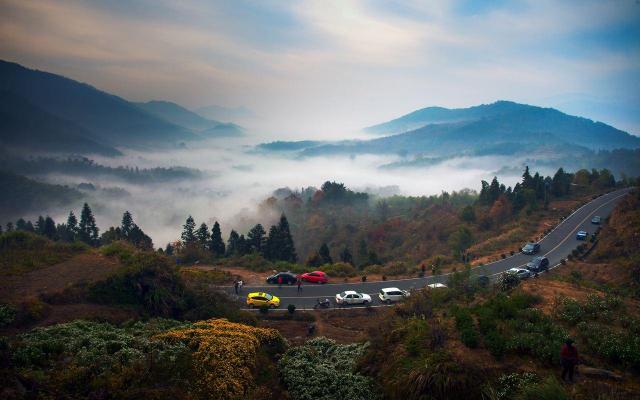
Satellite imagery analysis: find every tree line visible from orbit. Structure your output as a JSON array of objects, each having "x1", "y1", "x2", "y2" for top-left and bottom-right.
[{"x1": 1, "y1": 203, "x2": 153, "y2": 250}]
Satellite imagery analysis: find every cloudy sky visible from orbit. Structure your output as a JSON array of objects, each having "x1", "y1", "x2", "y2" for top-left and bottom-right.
[{"x1": 1, "y1": 0, "x2": 639, "y2": 138}]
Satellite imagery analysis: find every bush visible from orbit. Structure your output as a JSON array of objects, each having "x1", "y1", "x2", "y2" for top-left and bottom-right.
[
  {"x1": 279, "y1": 337, "x2": 379, "y2": 400},
  {"x1": 383, "y1": 261, "x2": 409, "y2": 276},
  {"x1": 515, "y1": 377, "x2": 567, "y2": 400},
  {"x1": 321, "y1": 262, "x2": 357, "y2": 277},
  {"x1": 0, "y1": 303, "x2": 16, "y2": 328},
  {"x1": 287, "y1": 304, "x2": 296, "y2": 314},
  {"x1": 490, "y1": 372, "x2": 539, "y2": 400}
]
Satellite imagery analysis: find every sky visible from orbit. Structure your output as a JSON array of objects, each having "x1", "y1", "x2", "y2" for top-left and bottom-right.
[{"x1": 1, "y1": 0, "x2": 639, "y2": 138}]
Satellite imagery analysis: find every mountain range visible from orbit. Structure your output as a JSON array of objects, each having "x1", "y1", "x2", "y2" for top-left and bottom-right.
[
  {"x1": 291, "y1": 101, "x2": 640, "y2": 158},
  {"x1": 0, "y1": 60, "x2": 242, "y2": 156}
]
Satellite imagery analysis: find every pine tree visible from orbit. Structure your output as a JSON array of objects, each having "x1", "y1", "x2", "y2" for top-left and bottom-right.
[
  {"x1": 25, "y1": 221, "x2": 34, "y2": 232},
  {"x1": 226, "y1": 230, "x2": 240, "y2": 256},
  {"x1": 237, "y1": 234, "x2": 248, "y2": 256},
  {"x1": 318, "y1": 243, "x2": 332, "y2": 264},
  {"x1": 66, "y1": 211, "x2": 78, "y2": 241},
  {"x1": 340, "y1": 246, "x2": 354, "y2": 265},
  {"x1": 16, "y1": 218, "x2": 27, "y2": 231},
  {"x1": 181, "y1": 216, "x2": 196, "y2": 245},
  {"x1": 165, "y1": 243, "x2": 174, "y2": 256},
  {"x1": 277, "y1": 214, "x2": 296, "y2": 262},
  {"x1": 522, "y1": 166, "x2": 533, "y2": 189},
  {"x1": 5, "y1": 222, "x2": 13, "y2": 232},
  {"x1": 35, "y1": 216, "x2": 46, "y2": 235},
  {"x1": 196, "y1": 222, "x2": 210, "y2": 248},
  {"x1": 264, "y1": 225, "x2": 279, "y2": 260},
  {"x1": 79, "y1": 203, "x2": 99, "y2": 246},
  {"x1": 210, "y1": 221, "x2": 226, "y2": 257},
  {"x1": 43, "y1": 216, "x2": 57, "y2": 240},
  {"x1": 121, "y1": 211, "x2": 134, "y2": 237},
  {"x1": 247, "y1": 224, "x2": 266, "y2": 253}
]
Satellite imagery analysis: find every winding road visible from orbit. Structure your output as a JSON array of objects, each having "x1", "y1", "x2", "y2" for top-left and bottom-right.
[{"x1": 227, "y1": 188, "x2": 633, "y2": 310}]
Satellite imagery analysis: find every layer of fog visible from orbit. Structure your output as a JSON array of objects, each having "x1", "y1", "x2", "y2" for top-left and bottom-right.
[{"x1": 36, "y1": 139, "x2": 536, "y2": 248}]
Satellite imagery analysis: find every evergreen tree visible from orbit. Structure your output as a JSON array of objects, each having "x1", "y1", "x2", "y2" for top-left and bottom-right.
[
  {"x1": 210, "y1": 221, "x2": 226, "y2": 257},
  {"x1": 339, "y1": 246, "x2": 354, "y2": 265},
  {"x1": 367, "y1": 250, "x2": 381, "y2": 266},
  {"x1": 277, "y1": 214, "x2": 296, "y2": 262},
  {"x1": 460, "y1": 205, "x2": 476, "y2": 222},
  {"x1": 43, "y1": 216, "x2": 57, "y2": 240},
  {"x1": 0, "y1": 225, "x2": 3, "y2": 234},
  {"x1": 305, "y1": 252, "x2": 323, "y2": 267},
  {"x1": 318, "y1": 243, "x2": 332, "y2": 264},
  {"x1": 66, "y1": 211, "x2": 78, "y2": 241},
  {"x1": 195, "y1": 222, "x2": 210, "y2": 248},
  {"x1": 35, "y1": 216, "x2": 46, "y2": 235},
  {"x1": 358, "y1": 239, "x2": 368, "y2": 267},
  {"x1": 181, "y1": 216, "x2": 196, "y2": 245},
  {"x1": 128, "y1": 225, "x2": 153, "y2": 250},
  {"x1": 79, "y1": 203, "x2": 99, "y2": 245},
  {"x1": 237, "y1": 234, "x2": 248, "y2": 256},
  {"x1": 226, "y1": 230, "x2": 240, "y2": 256},
  {"x1": 263, "y1": 225, "x2": 279, "y2": 260},
  {"x1": 488, "y1": 177, "x2": 502, "y2": 204},
  {"x1": 5, "y1": 222, "x2": 13, "y2": 232},
  {"x1": 247, "y1": 224, "x2": 266, "y2": 253},
  {"x1": 16, "y1": 218, "x2": 27, "y2": 231},
  {"x1": 25, "y1": 221, "x2": 34, "y2": 232},
  {"x1": 165, "y1": 243, "x2": 174, "y2": 256},
  {"x1": 121, "y1": 211, "x2": 134, "y2": 237},
  {"x1": 522, "y1": 166, "x2": 533, "y2": 189}
]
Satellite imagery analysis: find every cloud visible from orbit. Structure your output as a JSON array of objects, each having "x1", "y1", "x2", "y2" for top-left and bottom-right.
[{"x1": 0, "y1": 0, "x2": 638, "y2": 136}]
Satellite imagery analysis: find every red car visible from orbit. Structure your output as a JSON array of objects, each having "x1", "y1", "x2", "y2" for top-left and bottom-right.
[{"x1": 300, "y1": 271, "x2": 328, "y2": 284}]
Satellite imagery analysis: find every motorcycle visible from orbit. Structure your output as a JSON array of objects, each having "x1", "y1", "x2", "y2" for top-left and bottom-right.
[{"x1": 313, "y1": 298, "x2": 331, "y2": 309}]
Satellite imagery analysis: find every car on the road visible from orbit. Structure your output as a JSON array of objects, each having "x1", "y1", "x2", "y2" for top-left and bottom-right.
[
  {"x1": 266, "y1": 272, "x2": 298, "y2": 285},
  {"x1": 335, "y1": 290, "x2": 372, "y2": 305},
  {"x1": 526, "y1": 256, "x2": 549, "y2": 273},
  {"x1": 521, "y1": 242, "x2": 541, "y2": 255},
  {"x1": 426, "y1": 283, "x2": 448, "y2": 289},
  {"x1": 246, "y1": 292, "x2": 280, "y2": 308},
  {"x1": 299, "y1": 271, "x2": 328, "y2": 284},
  {"x1": 378, "y1": 287, "x2": 410, "y2": 304},
  {"x1": 506, "y1": 267, "x2": 532, "y2": 280},
  {"x1": 576, "y1": 230, "x2": 588, "y2": 240},
  {"x1": 591, "y1": 216, "x2": 601, "y2": 224}
]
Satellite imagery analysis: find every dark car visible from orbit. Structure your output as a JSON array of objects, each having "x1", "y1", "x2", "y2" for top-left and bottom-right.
[
  {"x1": 526, "y1": 256, "x2": 550, "y2": 273},
  {"x1": 591, "y1": 216, "x2": 601, "y2": 224},
  {"x1": 522, "y1": 242, "x2": 541, "y2": 255},
  {"x1": 576, "y1": 231, "x2": 588, "y2": 240},
  {"x1": 266, "y1": 272, "x2": 298, "y2": 285}
]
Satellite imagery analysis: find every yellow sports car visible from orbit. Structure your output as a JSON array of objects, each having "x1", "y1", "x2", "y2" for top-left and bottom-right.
[{"x1": 246, "y1": 292, "x2": 280, "y2": 308}]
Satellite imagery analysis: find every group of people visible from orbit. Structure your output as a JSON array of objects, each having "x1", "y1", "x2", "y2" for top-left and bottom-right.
[{"x1": 233, "y1": 279, "x2": 244, "y2": 294}]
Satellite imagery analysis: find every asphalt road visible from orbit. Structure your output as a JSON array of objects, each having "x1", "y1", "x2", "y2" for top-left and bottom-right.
[{"x1": 226, "y1": 188, "x2": 633, "y2": 310}]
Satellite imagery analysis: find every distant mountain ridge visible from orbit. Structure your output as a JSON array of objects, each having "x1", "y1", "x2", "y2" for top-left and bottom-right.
[
  {"x1": 135, "y1": 101, "x2": 243, "y2": 137},
  {"x1": 296, "y1": 101, "x2": 640, "y2": 158}
]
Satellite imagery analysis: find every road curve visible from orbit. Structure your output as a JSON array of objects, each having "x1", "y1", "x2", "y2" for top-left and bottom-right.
[{"x1": 226, "y1": 188, "x2": 633, "y2": 310}]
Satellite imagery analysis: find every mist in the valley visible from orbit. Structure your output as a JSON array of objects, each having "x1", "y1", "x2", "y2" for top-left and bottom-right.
[{"x1": 35, "y1": 137, "x2": 535, "y2": 248}]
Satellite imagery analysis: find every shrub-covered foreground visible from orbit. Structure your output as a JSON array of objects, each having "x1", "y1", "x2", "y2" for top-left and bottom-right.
[
  {"x1": 279, "y1": 337, "x2": 379, "y2": 400},
  {"x1": 3, "y1": 318, "x2": 285, "y2": 399}
]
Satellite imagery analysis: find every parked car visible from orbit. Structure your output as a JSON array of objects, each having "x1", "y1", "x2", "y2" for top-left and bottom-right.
[
  {"x1": 300, "y1": 271, "x2": 328, "y2": 284},
  {"x1": 506, "y1": 267, "x2": 531, "y2": 280},
  {"x1": 591, "y1": 216, "x2": 601, "y2": 224},
  {"x1": 521, "y1": 242, "x2": 541, "y2": 255},
  {"x1": 266, "y1": 272, "x2": 298, "y2": 285},
  {"x1": 335, "y1": 290, "x2": 372, "y2": 305},
  {"x1": 246, "y1": 292, "x2": 280, "y2": 308},
  {"x1": 526, "y1": 256, "x2": 549, "y2": 273},
  {"x1": 576, "y1": 230, "x2": 588, "y2": 240},
  {"x1": 378, "y1": 287, "x2": 410, "y2": 304},
  {"x1": 426, "y1": 283, "x2": 448, "y2": 289}
]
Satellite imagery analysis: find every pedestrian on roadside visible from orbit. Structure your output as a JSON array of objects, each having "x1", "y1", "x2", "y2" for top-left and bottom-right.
[
  {"x1": 278, "y1": 275, "x2": 283, "y2": 288},
  {"x1": 560, "y1": 338, "x2": 579, "y2": 383},
  {"x1": 233, "y1": 279, "x2": 239, "y2": 295},
  {"x1": 238, "y1": 280, "x2": 243, "y2": 293},
  {"x1": 297, "y1": 278, "x2": 302, "y2": 293}
]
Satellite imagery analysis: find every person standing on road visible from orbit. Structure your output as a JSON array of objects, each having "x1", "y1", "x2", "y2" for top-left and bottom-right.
[
  {"x1": 297, "y1": 278, "x2": 302, "y2": 294},
  {"x1": 278, "y1": 275, "x2": 283, "y2": 288},
  {"x1": 560, "y1": 338, "x2": 579, "y2": 383},
  {"x1": 233, "y1": 279, "x2": 239, "y2": 295},
  {"x1": 238, "y1": 280, "x2": 243, "y2": 293}
]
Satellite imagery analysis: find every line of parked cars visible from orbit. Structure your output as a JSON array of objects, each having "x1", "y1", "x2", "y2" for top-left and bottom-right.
[{"x1": 265, "y1": 270, "x2": 329, "y2": 285}]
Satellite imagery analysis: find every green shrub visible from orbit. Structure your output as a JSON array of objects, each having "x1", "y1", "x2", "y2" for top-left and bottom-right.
[
  {"x1": 322, "y1": 262, "x2": 358, "y2": 277},
  {"x1": 383, "y1": 261, "x2": 409, "y2": 276},
  {"x1": 279, "y1": 337, "x2": 379, "y2": 400},
  {"x1": 577, "y1": 321, "x2": 640, "y2": 368},
  {"x1": 0, "y1": 303, "x2": 16, "y2": 328},
  {"x1": 287, "y1": 304, "x2": 296, "y2": 314},
  {"x1": 491, "y1": 372, "x2": 539, "y2": 400},
  {"x1": 515, "y1": 377, "x2": 567, "y2": 400}
]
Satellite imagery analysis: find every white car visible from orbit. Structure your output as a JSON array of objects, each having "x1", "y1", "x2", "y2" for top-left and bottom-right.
[
  {"x1": 506, "y1": 267, "x2": 531, "y2": 280},
  {"x1": 335, "y1": 290, "x2": 372, "y2": 305},
  {"x1": 426, "y1": 283, "x2": 448, "y2": 289},
  {"x1": 378, "y1": 287, "x2": 410, "y2": 304}
]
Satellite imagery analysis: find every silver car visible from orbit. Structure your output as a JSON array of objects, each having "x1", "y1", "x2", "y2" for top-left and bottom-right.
[
  {"x1": 378, "y1": 287, "x2": 410, "y2": 304},
  {"x1": 507, "y1": 267, "x2": 532, "y2": 280},
  {"x1": 335, "y1": 290, "x2": 372, "y2": 305}
]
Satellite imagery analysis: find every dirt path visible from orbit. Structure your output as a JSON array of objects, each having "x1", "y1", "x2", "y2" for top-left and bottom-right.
[{"x1": 0, "y1": 252, "x2": 122, "y2": 302}]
